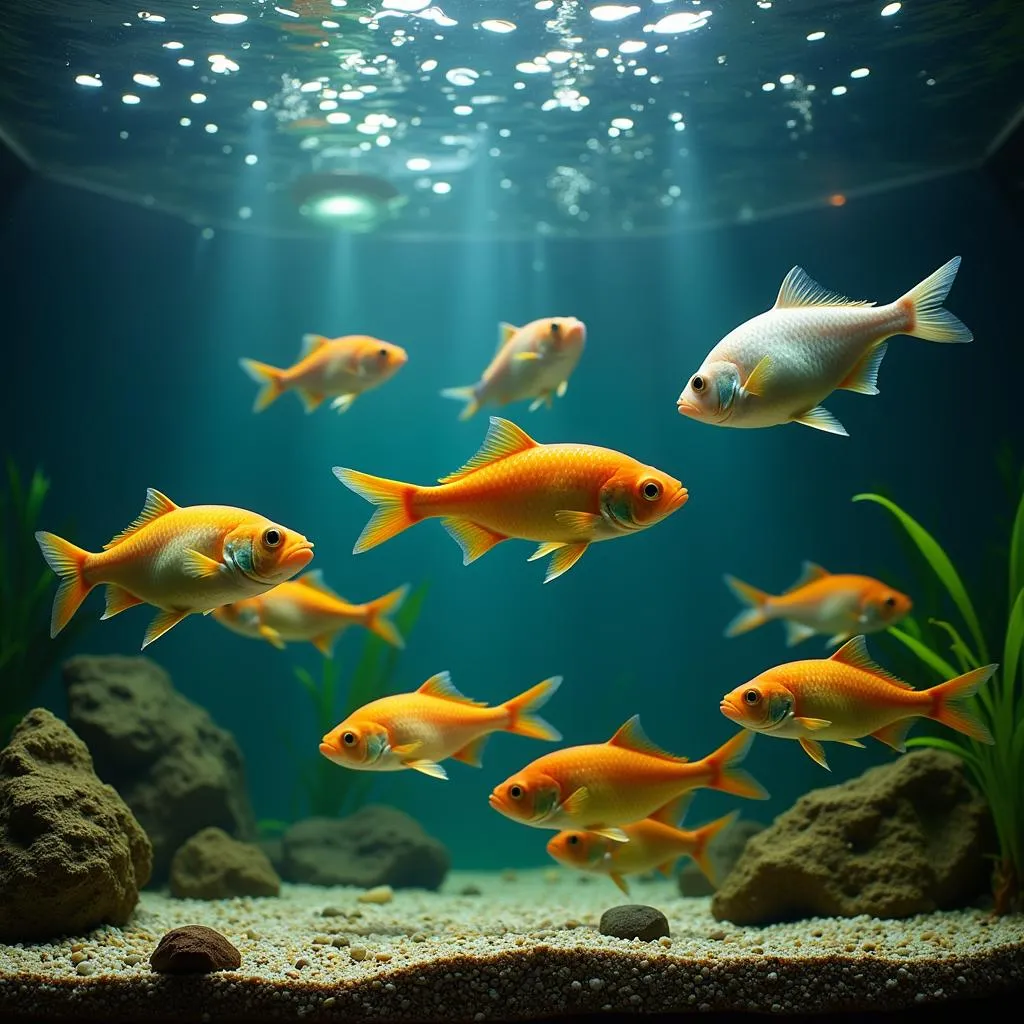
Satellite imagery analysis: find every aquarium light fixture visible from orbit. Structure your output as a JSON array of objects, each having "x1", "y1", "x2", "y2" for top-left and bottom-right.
[{"x1": 291, "y1": 171, "x2": 403, "y2": 231}]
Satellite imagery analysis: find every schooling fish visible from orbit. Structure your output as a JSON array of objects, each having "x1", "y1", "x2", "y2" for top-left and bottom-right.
[
  {"x1": 488, "y1": 718, "x2": 767, "y2": 841},
  {"x1": 441, "y1": 316, "x2": 586, "y2": 420},
  {"x1": 719, "y1": 635, "x2": 996, "y2": 769},
  {"x1": 676, "y1": 257, "x2": 971, "y2": 436},
  {"x1": 211, "y1": 571, "x2": 408, "y2": 655},
  {"x1": 724, "y1": 562, "x2": 912, "y2": 647},
  {"x1": 35, "y1": 488, "x2": 313, "y2": 648},
  {"x1": 240, "y1": 333, "x2": 407, "y2": 414},
  {"x1": 334, "y1": 416, "x2": 687, "y2": 583},
  {"x1": 319, "y1": 672, "x2": 563, "y2": 780}
]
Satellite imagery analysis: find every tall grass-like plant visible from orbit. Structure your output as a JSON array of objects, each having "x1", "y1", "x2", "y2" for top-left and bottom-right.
[{"x1": 853, "y1": 490, "x2": 1024, "y2": 914}]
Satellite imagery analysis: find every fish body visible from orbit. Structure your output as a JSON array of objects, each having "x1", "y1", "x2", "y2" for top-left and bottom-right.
[
  {"x1": 488, "y1": 717, "x2": 767, "y2": 841},
  {"x1": 334, "y1": 417, "x2": 687, "y2": 582},
  {"x1": 240, "y1": 333, "x2": 407, "y2": 414},
  {"x1": 35, "y1": 489, "x2": 313, "y2": 648},
  {"x1": 719, "y1": 635, "x2": 996, "y2": 769},
  {"x1": 441, "y1": 317, "x2": 586, "y2": 420},
  {"x1": 319, "y1": 673, "x2": 563, "y2": 779},
  {"x1": 676, "y1": 258, "x2": 971, "y2": 436},
  {"x1": 724, "y1": 562, "x2": 912, "y2": 647},
  {"x1": 212, "y1": 571, "x2": 408, "y2": 655}
]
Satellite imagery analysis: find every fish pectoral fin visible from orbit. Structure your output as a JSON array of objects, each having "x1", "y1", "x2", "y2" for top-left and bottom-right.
[
  {"x1": 528, "y1": 541, "x2": 566, "y2": 563},
  {"x1": 331, "y1": 394, "x2": 357, "y2": 414},
  {"x1": 610, "y1": 872, "x2": 631, "y2": 895},
  {"x1": 440, "y1": 518, "x2": 507, "y2": 565},
  {"x1": 589, "y1": 826, "x2": 630, "y2": 843},
  {"x1": 793, "y1": 716, "x2": 831, "y2": 731},
  {"x1": 799, "y1": 736, "x2": 831, "y2": 770},
  {"x1": 259, "y1": 624, "x2": 286, "y2": 650},
  {"x1": 101, "y1": 584, "x2": 144, "y2": 620},
  {"x1": 392, "y1": 741, "x2": 424, "y2": 757},
  {"x1": 311, "y1": 632, "x2": 338, "y2": 657},
  {"x1": 143, "y1": 608, "x2": 190, "y2": 649},
  {"x1": 784, "y1": 621, "x2": 817, "y2": 646},
  {"x1": 838, "y1": 341, "x2": 888, "y2": 395},
  {"x1": 553, "y1": 510, "x2": 601, "y2": 538},
  {"x1": 556, "y1": 379, "x2": 568, "y2": 398},
  {"x1": 403, "y1": 758, "x2": 448, "y2": 780},
  {"x1": 544, "y1": 541, "x2": 589, "y2": 583},
  {"x1": 742, "y1": 354, "x2": 773, "y2": 397},
  {"x1": 450, "y1": 734, "x2": 490, "y2": 767},
  {"x1": 513, "y1": 351, "x2": 542, "y2": 362},
  {"x1": 559, "y1": 786, "x2": 589, "y2": 817},
  {"x1": 792, "y1": 405, "x2": 848, "y2": 436},
  {"x1": 528, "y1": 393, "x2": 549, "y2": 412},
  {"x1": 838, "y1": 739, "x2": 867, "y2": 748},
  {"x1": 183, "y1": 549, "x2": 225, "y2": 579},
  {"x1": 298, "y1": 389, "x2": 325, "y2": 413},
  {"x1": 871, "y1": 718, "x2": 913, "y2": 752}
]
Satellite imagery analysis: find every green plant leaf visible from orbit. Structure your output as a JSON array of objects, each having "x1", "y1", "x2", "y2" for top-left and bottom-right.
[
  {"x1": 1010, "y1": 489, "x2": 1024, "y2": 611},
  {"x1": 886, "y1": 625, "x2": 959, "y2": 680},
  {"x1": 906, "y1": 734, "x2": 980, "y2": 770},
  {"x1": 926, "y1": 618, "x2": 978, "y2": 673},
  {"x1": 1002, "y1": 588, "x2": 1024, "y2": 728}
]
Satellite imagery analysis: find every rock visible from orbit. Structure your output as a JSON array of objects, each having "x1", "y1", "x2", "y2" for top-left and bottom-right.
[
  {"x1": 0, "y1": 708, "x2": 152, "y2": 942},
  {"x1": 62, "y1": 655, "x2": 256, "y2": 880},
  {"x1": 678, "y1": 817, "x2": 766, "y2": 896},
  {"x1": 598, "y1": 904, "x2": 670, "y2": 942},
  {"x1": 282, "y1": 805, "x2": 449, "y2": 889},
  {"x1": 170, "y1": 827, "x2": 281, "y2": 899},
  {"x1": 150, "y1": 925, "x2": 241, "y2": 974},
  {"x1": 712, "y1": 750, "x2": 992, "y2": 925}
]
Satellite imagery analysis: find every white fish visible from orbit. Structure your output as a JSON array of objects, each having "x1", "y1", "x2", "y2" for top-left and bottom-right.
[{"x1": 676, "y1": 257, "x2": 971, "y2": 436}]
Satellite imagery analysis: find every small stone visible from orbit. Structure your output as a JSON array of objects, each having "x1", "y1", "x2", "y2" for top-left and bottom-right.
[
  {"x1": 123, "y1": 954, "x2": 143, "y2": 966},
  {"x1": 331, "y1": 936, "x2": 350, "y2": 948},
  {"x1": 244, "y1": 929, "x2": 260, "y2": 940},
  {"x1": 322, "y1": 998, "x2": 336, "y2": 1009},
  {"x1": 70, "y1": 943, "x2": 86, "y2": 953},
  {"x1": 294, "y1": 957, "x2": 309, "y2": 969},
  {"x1": 659, "y1": 937, "x2": 672, "y2": 948},
  {"x1": 76, "y1": 961, "x2": 96, "y2": 976},
  {"x1": 150, "y1": 925, "x2": 241, "y2": 974},
  {"x1": 598, "y1": 905, "x2": 670, "y2": 943},
  {"x1": 708, "y1": 929, "x2": 727, "y2": 940},
  {"x1": 311, "y1": 935, "x2": 331, "y2": 945},
  {"x1": 70, "y1": 951, "x2": 88, "y2": 965},
  {"x1": 411, "y1": 932, "x2": 426, "y2": 942},
  {"x1": 349, "y1": 946, "x2": 368, "y2": 961},
  {"x1": 358, "y1": 885, "x2": 394, "y2": 904},
  {"x1": 459, "y1": 885, "x2": 482, "y2": 896},
  {"x1": 375, "y1": 952, "x2": 392, "y2": 962},
  {"x1": 321, "y1": 906, "x2": 344, "y2": 917}
]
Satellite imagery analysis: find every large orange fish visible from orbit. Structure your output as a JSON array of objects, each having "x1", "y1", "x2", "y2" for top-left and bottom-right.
[
  {"x1": 35, "y1": 488, "x2": 313, "y2": 648},
  {"x1": 211, "y1": 571, "x2": 408, "y2": 655},
  {"x1": 334, "y1": 417, "x2": 688, "y2": 582},
  {"x1": 319, "y1": 673, "x2": 562, "y2": 779},
  {"x1": 488, "y1": 718, "x2": 767, "y2": 840},
  {"x1": 725, "y1": 562, "x2": 912, "y2": 647},
  {"x1": 720, "y1": 635, "x2": 996, "y2": 769},
  {"x1": 240, "y1": 333, "x2": 407, "y2": 414}
]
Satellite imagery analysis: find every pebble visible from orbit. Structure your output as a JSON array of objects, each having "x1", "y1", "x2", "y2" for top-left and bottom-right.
[
  {"x1": 459, "y1": 885, "x2": 482, "y2": 896},
  {"x1": 76, "y1": 962, "x2": 96, "y2": 977},
  {"x1": 349, "y1": 946, "x2": 369, "y2": 962},
  {"x1": 70, "y1": 952, "x2": 88, "y2": 965},
  {"x1": 123, "y1": 955, "x2": 143, "y2": 967},
  {"x1": 599, "y1": 905, "x2": 670, "y2": 943},
  {"x1": 708, "y1": 929, "x2": 727, "y2": 941},
  {"x1": 321, "y1": 906, "x2": 344, "y2": 917},
  {"x1": 358, "y1": 885, "x2": 394, "y2": 905}
]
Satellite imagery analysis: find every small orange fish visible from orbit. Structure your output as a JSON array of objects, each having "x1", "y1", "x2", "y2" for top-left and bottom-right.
[
  {"x1": 546, "y1": 805, "x2": 737, "y2": 895},
  {"x1": 334, "y1": 416, "x2": 688, "y2": 582},
  {"x1": 35, "y1": 489, "x2": 313, "y2": 648},
  {"x1": 488, "y1": 718, "x2": 767, "y2": 841},
  {"x1": 240, "y1": 333, "x2": 407, "y2": 414},
  {"x1": 212, "y1": 571, "x2": 408, "y2": 655},
  {"x1": 719, "y1": 635, "x2": 996, "y2": 769},
  {"x1": 725, "y1": 562, "x2": 912, "y2": 647},
  {"x1": 319, "y1": 673, "x2": 562, "y2": 780}
]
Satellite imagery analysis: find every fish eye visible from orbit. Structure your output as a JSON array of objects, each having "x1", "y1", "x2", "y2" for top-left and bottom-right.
[
  {"x1": 691, "y1": 374, "x2": 705, "y2": 393},
  {"x1": 883, "y1": 596, "x2": 896, "y2": 608},
  {"x1": 743, "y1": 688, "x2": 761, "y2": 705},
  {"x1": 567, "y1": 834, "x2": 579, "y2": 845},
  {"x1": 343, "y1": 731, "x2": 357, "y2": 746},
  {"x1": 642, "y1": 480, "x2": 661, "y2": 501},
  {"x1": 262, "y1": 528, "x2": 282, "y2": 548},
  {"x1": 550, "y1": 322, "x2": 561, "y2": 336},
  {"x1": 509, "y1": 784, "x2": 523, "y2": 800},
  {"x1": 378, "y1": 347, "x2": 389, "y2": 358}
]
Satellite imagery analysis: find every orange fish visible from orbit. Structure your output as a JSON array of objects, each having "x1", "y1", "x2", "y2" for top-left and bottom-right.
[
  {"x1": 211, "y1": 571, "x2": 408, "y2": 655},
  {"x1": 488, "y1": 718, "x2": 767, "y2": 841},
  {"x1": 719, "y1": 635, "x2": 996, "y2": 769},
  {"x1": 725, "y1": 562, "x2": 912, "y2": 647},
  {"x1": 240, "y1": 333, "x2": 408, "y2": 414},
  {"x1": 319, "y1": 673, "x2": 562, "y2": 779},
  {"x1": 35, "y1": 489, "x2": 313, "y2": 648},
  {"x1": 546, "y1": 805, "x2": 737, "y2": 895},
  {"x1": 334, "y1": 417, "x2": 688, "y2": 582}
]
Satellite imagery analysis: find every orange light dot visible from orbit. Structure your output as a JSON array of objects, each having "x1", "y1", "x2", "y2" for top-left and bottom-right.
[{"x1": 828, "y1": 193, "x2": 847, "y2": 207}]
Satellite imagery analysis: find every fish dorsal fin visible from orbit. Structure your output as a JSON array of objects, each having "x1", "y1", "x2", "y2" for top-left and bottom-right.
[
  {"x1": 787, "y1": 561, "x2": 830, "y2": 592},
  {"x1": 104, "y1": 488, "x2": 178, "y2": 549},
  {"x1": 416, "y1": 671, "x2": 487, "y2": 706},
  {"x1": 774, "y1": 267, "x2": 875, "y2": 310},
  {"x1": 607, "y1": 715, "x2": 688, "y2": 763},
  {"x1": 496, "y1": 322, "x2": 519, "y2": 354},
  {"x1": 301, "y1": 333, "x2": 330, "y2": 358},
  {"x1": 295, "y1": 569, "x2": 342, "y2": 598},
  {"x1": 649, "y1": 793, "x2": 693, "y2": 827},
  {"x1": 829, "y1": 636, "x2": 912, "y2": 688},
  {"x1": 438, "y1": 417, "x2": 538, "y2": 484}
]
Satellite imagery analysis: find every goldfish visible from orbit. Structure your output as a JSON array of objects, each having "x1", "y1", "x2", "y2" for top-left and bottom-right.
[
  {"x1": 319, "y1": 673, "x2": 563, "y2": 779},
  {"x1": 719, "y1": 635, "x2": 996, "y2": 769},
  {"x1": 240, "y1": 333, "x2": 407, "y2": 414},
  {"x1": 211, "y1": 571, "x2": 408, "y2": 655},
  {"x1": 488, "y1": 718, "x2": 767, "y2": 841},
  {"x1": 676, "y1": 257, "x2": 971, "y2": 436},
  {"x1": 441, "y1": 317, "x2": 586, "y2": 420},
  {"x1": 334, "y1": 416, "x2": 687, "y2": 583},
  {"x1": 724, "y1": 562, "x2": 912, "y2": 647},
  {"x1": 546, "y1": 804, "x2": 737, "y2": 895},
  {"x1": 35, "y1": 488, "x2": 313, "y2": 649}
]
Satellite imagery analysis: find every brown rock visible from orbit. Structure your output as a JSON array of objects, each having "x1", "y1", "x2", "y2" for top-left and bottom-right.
[
  {"x1": 711, "y1": 750, "x2": 992, "y2": 925},
  {"x1": 0, "y1": 708, "x2": 152, "y2": 942},
  {"x1": 678, "y1": 817, "x2": 766, "y2": 896},
  {"x1": 150, "y1": 925, "x2": 241, "y2": 974},
  {"x1": 170, "y1": 827, "x2": 281, "y2": 899}
]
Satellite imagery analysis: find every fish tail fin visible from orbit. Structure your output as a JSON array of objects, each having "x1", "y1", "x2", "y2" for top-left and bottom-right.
[
  {"x1": 239, "y1": 358, "x2": 286, "y2": 412},
  {"x1": 502, "y1": 675, "x2": 563, "y2": 742},
  {"x1": 366, "y1": 584, "x2": 410, "y2": 648},
  {"x1": 897, "y1": 257, "x2": 973, "y2": 343},
  {"x1": 704, "y1": 731, "x2": 770, "y2": 800},
  {"x1": 34, "y1": 531, "x2": 95, "y2": 637},
  {"x1": 332, "y1": 467, "x2": 420, "y2": 553},
  {"x1": 926, "y1": 664, "x2": 997, "y2": 743},
  {"x1": 440, "y1": 385, "x2": 480, "y2": 421},
  {"x1": 690, "y1": 811, "x2": 738, "y2": 887},
  {"x1": 723, "y1": 574, "x2": 772, "y2": 637}
]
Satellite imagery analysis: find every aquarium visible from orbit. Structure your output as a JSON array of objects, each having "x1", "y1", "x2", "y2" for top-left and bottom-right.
[{"x1": 0, "y1": 0, "x2": 1022, "y2": 1021}]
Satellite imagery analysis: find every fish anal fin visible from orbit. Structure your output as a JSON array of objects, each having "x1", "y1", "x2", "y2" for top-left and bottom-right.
[
  {"x1": 451, "y1": 734, "x2": 490, "y2": 767},
  {"x1": 656, "y1": 860, "x2": 677, "y2": 878},
  {"x1": 830, "y1": 636, "x2": 912, "y2": 687},
  {"x1": 610, "y1": 872, "x2": 631, "y2": 895},
  {"x1": 785, "y1": 620, "x2": 817, "y2": 646},
  {"x1": 607, "y1": 715, "x2": 688, "y2": 763},
  {"x1": 839, "y1": 341, "x2": 888, "y2": 395},
  {"x1": 838, "y1": 738, "x2": 866, "y2": 748},
  {"x1": 331, "y1": 394, "x2": 357, "y2": 414},
  {"x1": 799, "y1": 736, "x2": 830, "y2": 769},
  {"x1": 440, "y1": 518, "x2": 507, "y2": 565},
  {"x1": 556, "y1": 379, "x2": 568, "y2": 398},
  {"x1": 104, "y1": 488, "x2": 179, "y2": 549},
  {"x1": 774, "y1": 267, "x2": 875, "y2": 309},
  {"x1": 260, "y1": 624, "x2": 287, "y2": 650},
  {"x1": 544, "y1": 541, "x2": 589, "y2": 583},
  {"x1": 438, "y1": 417, "x2": 537, "y2": 484},
  {"x1": 101, "y1": 584, "x2": 143, "y2": 620},
  {"x1": 417, "y1": 671, "x2": 487, "y2": 706},
  {"x1": 528, "y1": 541, "x2": 565, "y2": 563},
  {"x1": 792, "y1": 405, "x2": 848, "y2": 436},
  {"x1": 142, "y1": 608, "x2": 190, "y2": 649},
  {"x1": 298, "y1": 389, "x2": 325, "y2": 413},
  {"x1": 871, "y1": 718, "x2": 913, "y2": 752}
]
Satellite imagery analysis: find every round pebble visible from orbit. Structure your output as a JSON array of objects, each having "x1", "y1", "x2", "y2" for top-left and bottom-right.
[{"x1": 598, "y1": 905, "x2": 670, "y2": 943}]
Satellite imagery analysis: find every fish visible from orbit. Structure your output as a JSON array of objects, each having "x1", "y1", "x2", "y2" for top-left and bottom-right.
[
  {"x1": 546, "y1": 804, "x2": 737, "y2": 895},
  {"x1": 319, "y1": 673, "x2": 563, "y2": 780},
  {"x1": 240, "y1": 333, "x2": 408, "y2": 414},
  {"x1": 441, "y1": 317, "x2": 586, "y2": 420},
  {"x1": 211, "y1": 571, "x2": 409, "y2": 655},
  {"x1": 488, "y1": 717, "x2": 768, "y2": 841},
  {"x1": 719, "y1": 635, "x2": 997, "y2": 769},
  {"x1": 35, "y1": 488, "x2": 314, "y2": 648},
  {"x1": 333, "y1": 416, "x2": 688, "y2": 583},
  {"x1": 724, "y1": 562, "x2": 912, "y2": 647},
  {"x1": 676, "y1": 257, "x2": 971, "y2": 436}
]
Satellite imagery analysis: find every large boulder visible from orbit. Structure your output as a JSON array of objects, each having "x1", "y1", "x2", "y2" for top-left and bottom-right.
[
  {"x1": 712, "y1": 749, "x2": 992, "y2": 924},
  {"x1": 63, "y1": 655, "x2": 255, "y2": 881},
  {"x1": 170, "y1": 827, "x2": 281, "y2": 899},
  {"x1": 0, "y1": 708, "x2": 152, "y2": 942}
]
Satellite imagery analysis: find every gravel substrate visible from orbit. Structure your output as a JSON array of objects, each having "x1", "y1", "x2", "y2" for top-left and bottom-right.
[{"x1": 0, "y1": 869, "x2": 1021, "y2": 1021}]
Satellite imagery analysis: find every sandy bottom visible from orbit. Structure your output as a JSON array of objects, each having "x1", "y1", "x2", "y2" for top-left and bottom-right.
[{"x1": 0, "y1": 869, "x2": 1022, "y2": 1021}]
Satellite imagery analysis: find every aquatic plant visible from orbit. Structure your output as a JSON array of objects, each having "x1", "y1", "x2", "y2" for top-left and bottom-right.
[{"x1": 853, "y1": 489, "x2": 1024, "y2": 914}]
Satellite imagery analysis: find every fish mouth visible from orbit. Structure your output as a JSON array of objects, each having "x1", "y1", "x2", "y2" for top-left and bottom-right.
[
  {"x1": 719, "y1": 699, "x2": 741, "y2": 721},
  {"x1": 670, "y1": 487, "x2": 690, "y2": 511},
  {"x1": 319, "y1": 742, "x2": 338, "y2": 759},
  {"x1": 676, "y1": 397, "x2": 698, "y2": 417},
  {"x1": 285, "y1": 539, "x2": 315, "y2": 568}
]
